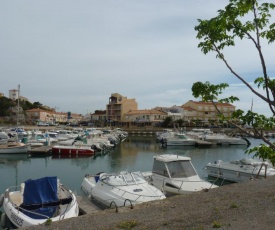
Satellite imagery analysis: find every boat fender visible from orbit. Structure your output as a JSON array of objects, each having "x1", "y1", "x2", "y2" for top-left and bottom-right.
[
  {"x1": 0, "y1": 213, "x2": 7, "y2": 228},
  {"x1": 0, "y1": 193, "x2": 4, "y2": 207}
]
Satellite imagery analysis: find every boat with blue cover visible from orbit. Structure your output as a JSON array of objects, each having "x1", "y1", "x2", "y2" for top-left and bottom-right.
[{"x1": 0, "y1": 176, "x2": 79, "y2": 229}]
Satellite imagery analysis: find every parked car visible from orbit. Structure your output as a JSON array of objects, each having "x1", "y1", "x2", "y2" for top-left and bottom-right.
[{"x1": 37, "y1": 122, "x2": 49, "y2": 126}]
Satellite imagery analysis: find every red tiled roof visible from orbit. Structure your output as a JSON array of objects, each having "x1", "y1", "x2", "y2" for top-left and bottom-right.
[
  {"x1": 181, "y1": 106, "x2": 196, "y2": 111},
  {"x1": 183, "y1": 100, "x2": 235, "y2": 107},
  {"x1": 25, "y1": 108, "x2": 48, "y2": 112},
  {"x1": 125, "y1": 109, "x2": 167, "y2": 115}
]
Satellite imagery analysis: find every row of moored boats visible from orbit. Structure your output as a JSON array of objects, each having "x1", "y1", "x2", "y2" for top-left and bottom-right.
[
  {"x1": 1, "y1": 127, "x2": 275, "y2": 228},
  {"x1": 156, "y1": 128, "x2": 250, "y2": 146},
  {"x1": 0, "y1": 127, "x2": 128, "y2": 156},
  {"x1": 1, "y1": 152, "x2": 275, "y2": 229}
]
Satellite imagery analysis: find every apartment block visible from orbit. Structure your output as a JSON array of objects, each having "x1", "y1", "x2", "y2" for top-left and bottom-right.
[
  {"x1": 182, "y1": 100, "x2": 235, "y2": 124},
  {"x1": 123, "y1": 109, "x2": 167, "y2": 124},
  {"x1": 106, "y1": 93, "x2": 138, "y2": 124}
]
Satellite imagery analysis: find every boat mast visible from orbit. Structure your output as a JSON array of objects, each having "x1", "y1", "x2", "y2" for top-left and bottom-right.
[
  {"x1": 17, "y1": 84, "x2": 20, "y2": 128},
  {"x1": 15, "y1": 84, "x2": 20, "y2": 143}
]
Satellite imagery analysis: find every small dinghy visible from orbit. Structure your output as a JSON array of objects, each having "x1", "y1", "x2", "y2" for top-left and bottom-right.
[
  {"x1": 0, "y1": 176, "x2": 79, "y2": 229},
  {"x1": 81, "y1": 171, "x2": 166, "y2": 208}
]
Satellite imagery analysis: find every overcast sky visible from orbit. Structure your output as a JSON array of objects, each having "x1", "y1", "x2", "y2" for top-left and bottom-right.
[{"x1": 0, "y1": 1, "x2": 274, "y2": 116}]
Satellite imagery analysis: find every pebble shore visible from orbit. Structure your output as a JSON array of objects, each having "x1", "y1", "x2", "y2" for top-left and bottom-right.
[{"x1": 22, "y1": 176, "x2": 275, "y2": 230}]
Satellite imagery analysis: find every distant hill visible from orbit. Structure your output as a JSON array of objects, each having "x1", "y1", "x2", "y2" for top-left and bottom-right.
[{"x1": 0, "y1": 96, "x2": 51, "y2": 124}]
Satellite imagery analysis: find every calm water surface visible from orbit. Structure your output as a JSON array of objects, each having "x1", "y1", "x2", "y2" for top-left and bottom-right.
[{"x1": 0, "y1": 135, "x2": 268, "y2": 213}]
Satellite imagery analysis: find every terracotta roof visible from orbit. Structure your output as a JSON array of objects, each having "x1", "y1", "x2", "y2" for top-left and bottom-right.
[
  {"x1": 125, "y1": 109, "x2": 167, "y2": 115},
  {"x1": 183, "y1": 100, "x2": 235, "y2": 107},
  {"x1": 25, "y1": 108, "x2": 48, "y2": 112},
  {"x1": 181, "y1": 106, "x2": 196, "y2": 111}
]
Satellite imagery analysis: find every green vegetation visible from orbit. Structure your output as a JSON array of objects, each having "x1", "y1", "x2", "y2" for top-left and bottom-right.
[
  {"x1": 213, "y1": 221, "x2": 222, "y2": 228},
  {"x1": 0, "y1": 97, "x2": 16, "y2": 116},
  {"x1": 229, "y1": 202, "x2": 239, "y2": 209},
  {"x1": 117, "y1": 220, "x2": 138, "y2": 229},
  {"x1": 193, "y1": 0, "x2": 275, "y2": 164},
  {"x1": 44, "y1": 218, "x2": 52, "y2": 226},
  {"x1": 0, "y1": 96, "x2": 50, "y2": 116}
]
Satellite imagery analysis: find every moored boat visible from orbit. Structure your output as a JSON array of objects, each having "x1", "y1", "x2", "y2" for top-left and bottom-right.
[
  {"x1": 0, "y1": 132, "x2": 9, "y2": 144},
  {"x1": 0, "y1": 142, "x2": 29, "y2": 154},
  {"x1": 52, "y1": 145, "x2": 94, "y2": 156},
  {"x1": 81, "y1": 171, "x2": 166, "y2": 208},
  {"x1": 205, "y1": 158, "x2": 275, "y2": 183},
  {"x1": 141, "y1": 154, "x2": 218, "y2": 195},
  {"x1": 0, "y1": 176, "x2": 79, "y2": 229}
]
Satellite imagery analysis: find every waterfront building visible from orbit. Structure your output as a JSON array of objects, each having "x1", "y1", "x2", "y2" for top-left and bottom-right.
[
  {"x1": 153, "y1": 105, "x2": 184, "y2": 121},
  {"x1": 182, "y1": 100, "x2": 236, "y2": 126},
  {"x1": 25, "y1": 108, "x2": 49, "y2": 124},
  {"x1": 106, "y1": 93, "x2": 138, "y2": 125},
  {"x1": 25, "y1": 108, "x2": 82, "y2": 124},
  {"x1": 90, "y1": 110, "x2": 107, "y2": 127},
  {"x1": 123, "y1": 109, "x2": 167, "y2": 127}
]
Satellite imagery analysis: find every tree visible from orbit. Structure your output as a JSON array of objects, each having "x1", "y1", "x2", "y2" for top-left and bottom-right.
[
  {"x1": 176, "y1": 118, "x2": 184, "y2": 127},
  {"x1": 193, "y1": 0, "x2": 275, "y2": 164},
  {"x1": 162, "y1": 117, "x2": 173, "y2": 128},
  {"x1": 0, "y1": 97, "x2": 16, "y2": 116},
  {"x1": 32, "y1": 102, "x2": 43, "y2": 108}
]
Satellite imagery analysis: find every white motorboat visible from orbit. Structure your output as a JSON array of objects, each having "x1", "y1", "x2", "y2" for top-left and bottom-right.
[
  {"x1": 141, "y1": 154, "x2": 218, "y2": 195},
  {"x1": 81, "y1": 171, "x2": 166, "y2": 208},
  {"x1": 24, "y1": 132, "x2": 58, "y2": 147},
  {"x1": 162, "y1": 133, "x2": 196, "y2": 147},
  {"x1": 186, "y1": 128, "x2": 213, "y2": 138},
  {"x1": 205, "y1": 158, "x2": 275, "y2": 183},
  {"x1": 56, "y1": 130, "x2": 75, "y2": 141},
  {"x1": 0, "y1": 132, "x2": 9, "y2": 144},
  {"x1": 201, "y1": 133, "x2": 249, "y2": 145},
  {"x1": 0, "y1": 142, "x2": 29, "y2": 154},
  {"x1": 8, "y1": 127, "x2": 28, "y2": 139},
  {"x1": 0, "y1": 176, "x2": 79, "y2": 229}
]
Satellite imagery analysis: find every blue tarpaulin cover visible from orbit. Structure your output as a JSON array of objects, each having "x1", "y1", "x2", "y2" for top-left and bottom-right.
[
  {"x1": 20, "y1": 176, "x2": 59, "y2": 219},
  {"x1": 23, "y1": 176, "x2": 58, "y2": 205}
]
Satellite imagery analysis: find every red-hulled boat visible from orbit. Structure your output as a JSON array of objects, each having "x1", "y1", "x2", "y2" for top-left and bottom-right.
[{"x1": 52, "y1": 145, "x2": 94, "y2": 157}]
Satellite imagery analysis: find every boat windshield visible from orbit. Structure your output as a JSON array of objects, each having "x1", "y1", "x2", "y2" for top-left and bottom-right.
[
  {"x1": 122, "y1": 172, "x2": 146, "y2": 185},
  {"x1": 106, "y1": 172, "x2": 146, "y2": 186},
  {"x1": 167, "y1": 160, "x2": 197, "y2": 178}
]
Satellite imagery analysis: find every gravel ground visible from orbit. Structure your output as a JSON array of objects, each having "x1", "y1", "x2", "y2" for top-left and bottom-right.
[{"x1": 22, "y1": 176, "x2": 275, "y2": 230}]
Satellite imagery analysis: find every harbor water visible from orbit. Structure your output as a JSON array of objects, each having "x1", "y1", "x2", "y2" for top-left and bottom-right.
[{"x1": 0, "y1": 135, "x2": 268, "y2": 215}]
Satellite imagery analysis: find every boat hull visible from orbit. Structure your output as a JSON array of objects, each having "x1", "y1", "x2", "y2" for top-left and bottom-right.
[
  {"x1": 205, "y1": 160, "x2": 275, "y2": 183},
  {"x1": 143, "y1": 172, "x2": 216, "y2": 195},
  {"x1": 165, "y1": 140, "x2": 196, "y2": 146},
  {"x1": 81, "y1": 173, "x2": 166, "y2": 208},
  {"x1": 1, "y1": 180, "x2": 79, "y2": 228},
  {"x1": 0, "y1": 144, "x2": 29, "y2": 154}
]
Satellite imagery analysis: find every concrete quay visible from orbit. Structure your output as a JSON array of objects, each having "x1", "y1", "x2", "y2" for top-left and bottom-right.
[{"x1": 23, "y1": 176, "x2": 275, "y2": 230}]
